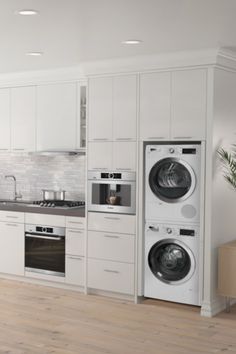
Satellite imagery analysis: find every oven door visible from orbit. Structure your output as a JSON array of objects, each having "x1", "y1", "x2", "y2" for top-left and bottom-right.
[
  {"x1": 88, "y1": 180, "x2": 136, "y2": 214},
  {"x1": 25, "y1": 233, "x2": 65, "y2": 277}
]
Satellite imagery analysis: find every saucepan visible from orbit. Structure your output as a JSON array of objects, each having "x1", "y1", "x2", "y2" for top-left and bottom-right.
[{"x1": 42, "y1": 189, "x2": 66, "y2": 201}]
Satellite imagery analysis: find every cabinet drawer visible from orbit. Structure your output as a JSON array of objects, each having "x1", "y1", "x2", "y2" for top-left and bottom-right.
[
  {"x1": 88, "y1": 212, "x2": 136, "y2": 235},
  {"x1": 0, "y1": 211, "x2": 24, "y2": 223},
  {"x1": 66, "y1": 216, "x2": 85, "y2": 229},
  {"x1": 66, "y1": 255, "x2": 84, "y2": 286},
  {"x1": 66, "y1": 229, "x2": 84, "y2": 256},
  {"x1": 25, "y1": 213, "x2": 65, "y2": 227},
  {"x1": 88, "y1": 231, "x2": 134, "y2": 263},
  {"x1": 88, "y1": 259, "x2": 134, "y2": 295}
]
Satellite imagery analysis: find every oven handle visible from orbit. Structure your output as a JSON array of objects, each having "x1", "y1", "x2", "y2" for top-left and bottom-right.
[{"x1": 25, "y1": 233, "x2": 64, "y2": 241}]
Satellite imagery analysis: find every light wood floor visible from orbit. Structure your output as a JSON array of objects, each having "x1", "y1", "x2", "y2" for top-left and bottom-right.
[{"x1": 0, "y1": 279, "x2": 235, "y2": 354}]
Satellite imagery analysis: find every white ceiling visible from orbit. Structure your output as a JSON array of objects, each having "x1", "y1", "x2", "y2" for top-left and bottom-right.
[{"x1": 0, "y1": 0, "x2": 235, "y2": 73}]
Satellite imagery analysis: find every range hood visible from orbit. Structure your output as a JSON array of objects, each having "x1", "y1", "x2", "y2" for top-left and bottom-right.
[{"x1": 30, "y1": 148, "x2": 86, "y2": 156}]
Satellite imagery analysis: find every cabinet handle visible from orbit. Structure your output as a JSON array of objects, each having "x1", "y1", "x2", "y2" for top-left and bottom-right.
[
  {"x1": 6, "y1": 215, "x2": 19, "y2": 219},
  {"x1": 67, "y1": 229, "x2": 83, "y2": 234},
  {"x1": 115, "y1": 168, "x2": 132, "y2": 171},
  {"x1": 13, "y1": 149, "x2": 25, "y2": 151},
  {"x1": 6, "y1": 223, "x2": 19, "y2": 227},
  {"x1": 92, "y1": 138, "x2": 109, "y2": 141},
  {"x1": 173, "y1": 136, "x2": 192, "y2": 139},
  {"x1": 115, "y1": 138, "x2": 133, "y2": 141},
  {"x1": 147, "y1": 137, "x2": 165, "y2": 139},
  {"x1": 67, "y1": 256, "x2": 83, "y2": 260},
  {"x1": 104, "y1": 216, "x2": 120, "y2": 220},
  {"x1": 68, "y1": 221, "x2": 83, "y2": 225},
  {"x1": 104, "y1": 269, "x2": 120, "y2": 274},
  {"x1": 104, "y1": 235, "x2": 120, "y2": 239},
  {"x1": 0, "y1": 149, "x2": 9, "y2": 151},
  {"x1": 92, "y1": 168, "x2": 108, "y2": 170}
]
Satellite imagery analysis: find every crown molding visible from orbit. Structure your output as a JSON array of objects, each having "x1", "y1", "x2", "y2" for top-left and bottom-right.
[{"x1": 0, "y1": 47, "x2": 235, "y2": 86}]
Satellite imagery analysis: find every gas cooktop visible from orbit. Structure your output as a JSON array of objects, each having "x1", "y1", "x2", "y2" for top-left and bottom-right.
[{"x1": 32, "y1": 200, "x2": 85, "y2": 209}]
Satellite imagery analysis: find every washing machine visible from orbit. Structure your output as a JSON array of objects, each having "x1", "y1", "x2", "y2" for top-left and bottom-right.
[
  {"x1": 145, "y1": 143, "x2": 201, "y2": 223},
  {"x1": 144, "y1": 222, "x2": 201, "y2": 306}
]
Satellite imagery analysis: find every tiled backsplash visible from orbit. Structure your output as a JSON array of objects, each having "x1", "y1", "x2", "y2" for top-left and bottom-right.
[{"x1": 0, "y1": 153, "x2": 85, "y2": 201}]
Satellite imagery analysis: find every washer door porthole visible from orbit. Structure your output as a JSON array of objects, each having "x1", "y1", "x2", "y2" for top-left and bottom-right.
[
  {"x1": 149, "y1": 157, "x2": 196, "y2": 203},
  {"x1": 148, "y1": 239, "x2": 195, "y2": 285}
]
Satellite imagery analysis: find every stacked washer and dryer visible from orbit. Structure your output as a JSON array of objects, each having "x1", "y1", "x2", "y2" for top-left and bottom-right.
[{"x1": 144, "y1": 143, "x2": 202, "y2": 306}]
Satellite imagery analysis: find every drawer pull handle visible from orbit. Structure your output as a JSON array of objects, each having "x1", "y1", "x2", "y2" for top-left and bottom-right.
[
  {"x1": 68, "y1": 256, "x2": 83, "y2": 260},
  {"x1": 173, "y1": 136, "x2": 192, "y2": 139},
  {"x1": 6, "y1": 223, "x2": 18, "y2": 227},
  {"x1": 147, "y1": 136, "x2": 165, "y2": 139},
  {"x1": 115, "y1": 168, "x2": 132, "y2": 171},
  {"x1": 104, "y1": 269, "x2": 120, "y2": 274},
  {"x1": 104, "y1": 216, "x2": 120, "y2": 221},
  {"x1": 68, "y1": 221, "x2": 83, "y2": 224},
  {"x1": 115, "y1": 138, "x2": 133, "y2": 141},
  {"x1": 92, "y1": 138, "x2": 109, "y2": 141},
  {"x1": 104, "y1": 235, "x2": 120, "y2": 239},
  {"x1": 92, "y1": 168, "x2": 108, "y2": 170},
  {"x1": 6, "y1": 215, "x2": 19, "y2": 219},
  {"x1": 67, "y1": 229, "x2": 83, "y2": 234}
]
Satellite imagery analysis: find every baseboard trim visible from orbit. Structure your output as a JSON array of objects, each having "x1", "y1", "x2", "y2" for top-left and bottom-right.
[{"x1": 201, "y1": 296, "x2": 236, "y2": 317}]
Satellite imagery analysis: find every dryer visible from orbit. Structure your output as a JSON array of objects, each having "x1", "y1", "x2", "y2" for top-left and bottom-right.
[
  {"x1": 145, "y1": 143, "x2": 201, "y2": 223},
  {"x1": 144, "y1": 222, "x2": 200, "y2": 306}
]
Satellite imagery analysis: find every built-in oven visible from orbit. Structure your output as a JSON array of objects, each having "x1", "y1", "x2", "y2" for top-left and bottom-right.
[
  {"x1": 88, "y1": 171, "x2": 136, "y2": 214},
  {"x1": 25, "y1": 224, "x2": 65, "y2": 277}
]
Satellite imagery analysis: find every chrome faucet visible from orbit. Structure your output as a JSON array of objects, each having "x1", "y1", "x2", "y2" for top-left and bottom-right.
[{"x1": 5, "y1": 175, "x2": 22, "y2": 201}]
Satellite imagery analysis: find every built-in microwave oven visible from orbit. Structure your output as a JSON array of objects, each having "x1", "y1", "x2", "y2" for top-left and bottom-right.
[{"x1": 88, "y1": 171, "x2": 136, "y2": 215}]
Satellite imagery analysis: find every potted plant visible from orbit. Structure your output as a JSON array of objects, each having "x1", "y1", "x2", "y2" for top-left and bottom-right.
[{"x1": 218, "y1": 145, "x2": 236, "y2": 189}]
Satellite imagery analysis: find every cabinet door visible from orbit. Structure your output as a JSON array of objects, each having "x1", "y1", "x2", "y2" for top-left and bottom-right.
[
  {"x1": 88, "y1": 142, "x2": 112, "y2": 170},
  {"x1": 139, "y1": 72, "x2": 171, "y2": 140},
  {"x1": 113, "y1": 141, "x2": 136, "y2": 171},
  {"x1": 37, "y1": 83, "x2": 77, "y2": 150},
  {"x1": 0, "y1": 89, "x2": 10, "y2": 151},
  {"x1": 66, "y1": 256, "x2": 84, "y2": 286},
  {"x1": 66, "y1": 229, "x2": 84, "y2": 256},
  {"x1": 113, "y1": 75, "x2": 137, "y2": 141},
  {"x1": 0, "y1": 222, "x2": 24, "y2": 276},
  {"x1": 88, "y1": 77, "x2": 112, "y2": 141},
  {"x1": 11, "y1": 86, "x2": 36, "y2": 151},
  {"x1": 171, "y1": 69, "x2": 207, "y2": 140},
  {"x1": 77, "y1": 83, "x2": 87, "y2": 149}
]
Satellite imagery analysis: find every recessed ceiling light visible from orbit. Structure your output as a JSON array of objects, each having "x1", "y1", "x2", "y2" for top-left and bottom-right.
[
  {"x1": 17, "y1": 9, "x2": 38, "y2": 16},
  {"x1": 122, "y1": 40, "x2": 142, "y2": 44},
  {"x1": 26, "y1": 52, "x2": 43, "y2": 57}
]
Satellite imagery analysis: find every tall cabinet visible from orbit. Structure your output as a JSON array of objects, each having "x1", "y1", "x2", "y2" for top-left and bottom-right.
[{"x1": 88, "y1": 74, "x2": 137, "y2": 171}]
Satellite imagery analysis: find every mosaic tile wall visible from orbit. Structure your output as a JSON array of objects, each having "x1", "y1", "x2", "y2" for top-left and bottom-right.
[{"x1": 0, "y1": 152, "x2": 85, "y2": 201}]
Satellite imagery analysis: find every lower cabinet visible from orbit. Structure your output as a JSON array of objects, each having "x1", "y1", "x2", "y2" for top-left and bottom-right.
[
  {"x1": 0, "y1": 221, "x2": 24, "y2": 276},
  {"x1": 65, "y1": 217, "x2": 85, "y2": 287},
  {"x1": 66, "y1": 255, "x2": 84, "y2": 286},
  {"x1": 88, "y1": 258, "x2": 134, "y2": 295}
]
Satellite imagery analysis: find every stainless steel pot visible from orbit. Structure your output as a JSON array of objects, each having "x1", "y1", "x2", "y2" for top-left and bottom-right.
[{"x1": 42, "y1": 189, "x2": 66, "y2": 201}]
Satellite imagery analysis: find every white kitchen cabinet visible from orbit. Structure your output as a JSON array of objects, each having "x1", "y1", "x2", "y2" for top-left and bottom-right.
[
  {"x1": 77, "y1": 82, "x2": 87, "y2": 149},
  {"x1": 88, "y1": 77, "x2": 113, "y2": 141},
  {"x1": 66, "y1": 229, "x2": 84, "y2": 256},
  {"x1": 139, "y1": 72, "x2": 171, "y2": 140},
  {"x1": 88, "y1": 141, "x2": 136, "y2": 171},
  {"x1": 65, "y1": 255, "x2": 84, "y2": 286},
  {"x1": 113, "y1": 75, "x2": 137, "y2": 141},
  {"x1": 88, "y1": 142, "x2": 112, "y2": 170},
  {"x1": 171, "y1": 69, "x2": 207, "y2": 140},
  {"x1": 0, "y1": 221, "x2": 24, "y2": 276},
  {"x1": 25, "y1": 213, "x2": 65, "y2": 227},
  {"x1": 113, "y1": 141, "x2": 136, "y2": 171},
  {"x1": 88, "y1": 258, "x2": 134, "y2": 295},
  {"x1": 0, "y1": 89, "x2": 10, "y2": 151},
  {"x1": 88, "y1": 231, "x2": 135, "y2": 263},
  {"x1": 88, "y1": 212, "x2": 136, "y2": 235},
  {"x1": 11, "y1": 86, "x2": 36, "y2": 151},
  {"x1": 66, "y1": 216, "x2": 85, "y2": 229},
  {"x1": 36, "y1": 82, "x2": 77, "y2": 150}
]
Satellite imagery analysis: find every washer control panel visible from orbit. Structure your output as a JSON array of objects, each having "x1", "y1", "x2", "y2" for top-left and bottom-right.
[{"x1": 146, "y1": 223, "x2": 199, "y2": 237}]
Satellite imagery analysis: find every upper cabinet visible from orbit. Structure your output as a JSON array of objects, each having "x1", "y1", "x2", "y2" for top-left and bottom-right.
[
  {"x1": 88, "y1": 77, "x2": 113, "y2": 141},
  {"x1": 140, "y1": 72, "x2": 171, "y2": 140},
  {"x1": 0, "y1": 89, "x2": 10, "y2": 151},
  {"x1": 171, "y1": 69, "x2": 207, "y2": 140},
  {"x1": 37, "y1": 82, "x2": 77, "y2": 151},
  {"x1": 139, "y1": 69, "x2": 207, "y2": 140},
  {"x1": 88, "y1": 75, "x2": 137, "y2": 142},
  {"x1": 77, "y1": 82, "x2": 87, "y2": 149},
  {"x1": 11, "y1": 86, "x2": 36, "y2": 151}
]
